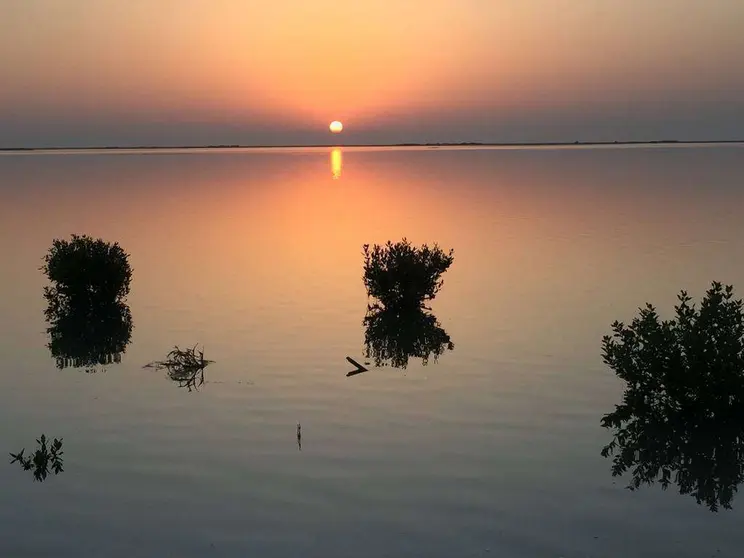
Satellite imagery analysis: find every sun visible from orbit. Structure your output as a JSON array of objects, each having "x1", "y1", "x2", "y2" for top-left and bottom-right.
[{"x1": 329, "y1": 121, "x2": 343, "y2": 133}]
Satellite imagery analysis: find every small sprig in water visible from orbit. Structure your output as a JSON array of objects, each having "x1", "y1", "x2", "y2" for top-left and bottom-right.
[
  {"x1": 9, "y1": 434, "x2": 64, "y2": 482},
  {"x1": 145, "y1": 345, "x2": 214, "y2": 391}
]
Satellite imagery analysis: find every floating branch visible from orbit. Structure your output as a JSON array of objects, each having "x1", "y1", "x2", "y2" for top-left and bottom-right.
[
  {"x1": 145, "y1": 345, "x2": 214, "y2": 391},
  {"x1": 346, "y1": 356, "x2": 369, "y2": 377}
]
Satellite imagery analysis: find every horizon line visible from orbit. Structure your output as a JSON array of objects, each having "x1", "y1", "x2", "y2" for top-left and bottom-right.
[{"x1": 1, "y1": 139, "x2": 743, "y2": 152}]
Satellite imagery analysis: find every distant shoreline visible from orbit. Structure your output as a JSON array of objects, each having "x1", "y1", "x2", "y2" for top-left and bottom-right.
[{"x1": 1, "y1": 139, "x2": 742, "y2": 152}]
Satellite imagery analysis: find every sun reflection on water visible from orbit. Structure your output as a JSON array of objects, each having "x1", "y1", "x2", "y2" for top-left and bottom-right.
[{"x1": 331, "y1": 148, "x2": 342, "y2": 180}]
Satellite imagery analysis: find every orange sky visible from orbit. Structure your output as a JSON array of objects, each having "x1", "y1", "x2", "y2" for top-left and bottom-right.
[{"x1": 1, "y1": 0, "x2": 743, "y2": 146}]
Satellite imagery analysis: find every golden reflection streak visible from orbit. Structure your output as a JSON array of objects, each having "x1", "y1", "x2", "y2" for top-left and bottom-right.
[{"x1": 331, "y1": 148, "x2": 343, "y2": 180}]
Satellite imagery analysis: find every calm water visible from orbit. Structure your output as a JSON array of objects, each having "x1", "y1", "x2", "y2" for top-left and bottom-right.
[{"x1": 1, "y1": 144, "x2": 743, "y2": 557}]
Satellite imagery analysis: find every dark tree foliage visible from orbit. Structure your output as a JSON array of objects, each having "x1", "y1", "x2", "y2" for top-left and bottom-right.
[
  {"x1": 363, "y1": 239, "x2": 454, "y2": 310},
  {"x1": 363, "y1": 304, "x2": 454, "y2": 369},
  {"x1": 42, "y1": 234, "x2": 132, "y2": 306},
  {"x1": 601, "y1": 282, "x2": 744, "y2": 511},
  {"x1": 42, "y1": 235, "x2": 133, "y2": 372},
  {"x1": 9, "y1": 434, "x2": 64, "y2": 482}
]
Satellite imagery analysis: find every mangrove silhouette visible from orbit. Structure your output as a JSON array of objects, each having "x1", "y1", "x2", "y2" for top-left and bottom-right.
[
  {"x1": 9, "y1": 434, "x2": 64, "y2": 482},
  {"x1": 363, "y1": 239, "x2": 454, "y2": 311},
  {"x1": 145, "y1": 345, "x2": 213, "y2": 391},
  {"x1": 42, "y1": 235, "x2": 133, "y2": 372},
  {"x1": 361, "y1": 304, "x2": 454, "y2": 370},
  {"x1": 600, "y1": 282, "x2": 744, "y2": 511}
]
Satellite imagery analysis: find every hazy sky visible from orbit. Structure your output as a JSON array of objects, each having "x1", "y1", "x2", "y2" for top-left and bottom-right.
[{"x1": 1, "y1": 0, "x2": 743, "y2": 146}]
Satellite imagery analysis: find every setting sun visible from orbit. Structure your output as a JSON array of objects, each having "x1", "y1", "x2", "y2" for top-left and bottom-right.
[{"x1": 329, "y1": 121, "x2": 344, "y2": 133}]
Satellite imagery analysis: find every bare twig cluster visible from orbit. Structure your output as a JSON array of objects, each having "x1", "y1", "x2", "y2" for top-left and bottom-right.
[{"x1": 145, "y1": 345, "x2": 214, "y2": 391}]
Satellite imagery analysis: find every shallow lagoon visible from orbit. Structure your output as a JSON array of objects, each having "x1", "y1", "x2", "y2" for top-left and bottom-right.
[{"x1": 1, "y1": 144, "x2": 744, "y2": 557}]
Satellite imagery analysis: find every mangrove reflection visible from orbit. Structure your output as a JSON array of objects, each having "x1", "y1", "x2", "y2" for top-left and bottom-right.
[
  {"x1": 42, "y1": 235, "x2": 133, "y2": 372},
  {"x1": 145, "y1": 345, "x2": 213, "y2": 391},
  {"x1": 9, "y1": 434, "x2": 64, "y2": 482},
  {"x1": 362, "y1": 304, "x2": 454, "y2": 369},
  {"x1": 601, "y1": 282, "x2": 744, "y2": 511}
]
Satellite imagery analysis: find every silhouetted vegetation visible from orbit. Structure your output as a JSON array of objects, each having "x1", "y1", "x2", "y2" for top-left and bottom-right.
[
  {"x1": 145, "y1": 345, "x2": 213, "y2": 391},
  {"x1": 42, "y1": 235, "x2": 133, "y2": 372},
  {"x1": 600, "y1": 282, "x2": 744, "y2": 511},
  {"x1": 42, "y1": 234, "x2": 132, "y2": 304},
  {"x1": 362, "y1": 304, "x2": 454, "y2": 369},
  {"x1": 9, "y1": 434, "x2": 64, "y2": 482},
  {"x1": 363, "y1": 239, "x2": 454, "y2": 310}
]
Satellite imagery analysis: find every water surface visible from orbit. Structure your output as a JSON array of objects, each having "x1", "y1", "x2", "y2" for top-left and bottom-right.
[{"x1": 1, "y1": 144, "x2": 744, "y2": 557}]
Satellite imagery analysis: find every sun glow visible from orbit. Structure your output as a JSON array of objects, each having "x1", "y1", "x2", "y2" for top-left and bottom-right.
[{"x1": 329, "y1": 121, "x2": 344, "y2": 133}]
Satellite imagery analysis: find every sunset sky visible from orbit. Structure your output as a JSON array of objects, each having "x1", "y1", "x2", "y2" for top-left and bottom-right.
[{"x1": 2, "y1": 0, "x2": 743, "y2": 147}]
